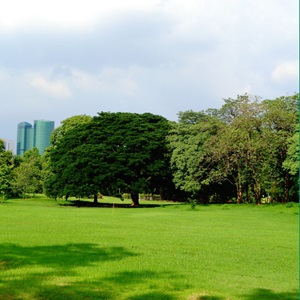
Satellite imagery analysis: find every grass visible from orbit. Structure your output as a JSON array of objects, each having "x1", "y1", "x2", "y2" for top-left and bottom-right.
[{"x1": 0, "y1": 195, "x2": 298, "y2": 300}]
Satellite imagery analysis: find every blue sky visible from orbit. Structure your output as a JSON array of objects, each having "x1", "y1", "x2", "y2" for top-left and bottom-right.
[{"x1": 0, "y1": 0, "x2": 298, "y2": 143}]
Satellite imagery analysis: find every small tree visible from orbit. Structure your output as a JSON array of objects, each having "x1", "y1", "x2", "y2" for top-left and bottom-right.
[
  {"x1": 0, "y1": 140, "x2": 14, "y2": 199},
  {"x1": 12, "y1": 148, "x2": 44, "y2": 198}
]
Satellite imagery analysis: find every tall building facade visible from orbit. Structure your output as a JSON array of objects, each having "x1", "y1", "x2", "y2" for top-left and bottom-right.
[
  {"x1": 17, "y1": 120, "x2": 55, "y2": 155},
  {"x1": 34, "y1": 120, "x2": 55, "y2": 155},
  {"x1": 17, "y1": 122, "x2": 34, "y2": 155}
]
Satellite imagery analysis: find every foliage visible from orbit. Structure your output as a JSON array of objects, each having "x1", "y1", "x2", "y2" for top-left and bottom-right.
[
  {"x1": 169, "y1": 93, "x2": 299, "y2": 203},
  {"x1": 12, "y1": 148, "x2": 44, "y2": 198},
  {"x1": 283, "y1": 125, "x2": 299, "y2": 176},
  {"x1": 0, "y1": 140, "x2": 15, "y2": 199},
  {"x1": 50, "y1": 114, "x2": 92, "y2": 147},
  {"x1": 167, "y1": 111, "x2": 223, "y2": 202},
  {"x1": 6, "y1": 93, "x2": 298, "y2": 204},
  {"x1": 46, "y1": 112, "x2": 173, "y2": 205}
]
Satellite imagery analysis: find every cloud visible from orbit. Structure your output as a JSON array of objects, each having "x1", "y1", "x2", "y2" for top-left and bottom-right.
[
  {"x1": 0, "y1": 0, "x2": 298, "y2": 143},
  {"x1": 51, "y1": 66, "x2": 141, "y2": 97},
  {"x1": 0, "y1": 0, "x2": 161, "y2": 31},
  {"x1": 271, "y1": 61, "x2": 299, "y2": 83},
  {"x1": 31, "y1": 76, "x2": 71, "y2": 98}
]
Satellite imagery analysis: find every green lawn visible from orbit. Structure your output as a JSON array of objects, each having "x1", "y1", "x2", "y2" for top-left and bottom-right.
[{"x1": 0, "y1": 196, "x2": 298, "y2": 300}]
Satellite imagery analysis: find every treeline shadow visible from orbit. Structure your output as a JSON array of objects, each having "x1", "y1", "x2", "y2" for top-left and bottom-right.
[
  {"x1": 0, "y1": 270, "x2": 182, "y2": 300},
  {"x1": 1, "y1": 244, "x2": 296, "y2": 299},
  {"x1": 0, "y1": 243, "x2": 137, "y2": 272},
  {"x1": 0, "y1": 243, "x2": 139, "y2": 299},
  {"x1": 242, "y1": 288, "x2": 299, "y2": 300},
  {"x1": 0, "y1": 243, "x2": 221, "y2": 299},
  {"x1": 60, "y1": 200, "x2": 163, "y2": 208},
  {"x1": 100, "y1": 270, "x2": 225, "y2": 300}
]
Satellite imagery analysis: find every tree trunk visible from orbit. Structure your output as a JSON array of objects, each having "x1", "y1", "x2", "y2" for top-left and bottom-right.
[
  {"x1": 233, "y1": 167, "x2": 243, "y2": 203},
  {"x1": 254, "y1": 180, "x2": 262, "y2": 205},
  {"x1": 131, "y1": 192, "x2": 140, "y2": 206},
  {"x1": 235, "y1": 176, "x2": 243, "y2": 204},
  {"x1": 237, "y1": 188, "x2": 242, "y2": 204},
  {"x1": 93, "y1": 193, "x2": 98, "y2": 204},
  {"x1": 283, "y1": 174, "x2": 290, "y2": 203},
  {"x1": 254, "y1": 186, "x2": 262, "y2": 205}
]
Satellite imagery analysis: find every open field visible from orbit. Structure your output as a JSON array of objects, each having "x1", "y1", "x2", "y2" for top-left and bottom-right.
[{"x1": 0, "y1": 195, "x2": 298, "y2": 300}]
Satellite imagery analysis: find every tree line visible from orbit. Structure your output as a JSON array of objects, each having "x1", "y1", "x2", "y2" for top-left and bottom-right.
[{"x1": 0, "y1": 93, "x2": 298, "y2": 205}]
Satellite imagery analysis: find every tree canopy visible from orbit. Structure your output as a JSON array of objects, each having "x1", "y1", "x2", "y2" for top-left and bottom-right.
[
  {"x1": 12, "y1": 148, "x2": 44, "y2": 198},
  {"x1": 168, "y1": 93, "x2": 299, "y2": 203},
  {"x1": 3, "y1": 93, "x2": 296, "y2": 205},
  {"x1": 46, "y1": 112, "x2": 173, "y2": 205}
]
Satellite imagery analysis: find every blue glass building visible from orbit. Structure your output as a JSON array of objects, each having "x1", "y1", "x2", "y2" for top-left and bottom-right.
[
  {"x1": 34, "y1": 120, "x2": 55, "y2": 155},
  {"x1": 17, "y1": 120, "x2": 54, "y2": 155},
  {"x1": 17, "y1": 122, "x2": 34, "y2": 155}
]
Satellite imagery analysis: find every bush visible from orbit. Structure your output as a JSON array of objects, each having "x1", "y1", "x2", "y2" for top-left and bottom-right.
[{"x1": 188, "y1": 198, "x2": 197, "y2": 210}]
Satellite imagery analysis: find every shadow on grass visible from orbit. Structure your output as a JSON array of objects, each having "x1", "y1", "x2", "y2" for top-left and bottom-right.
[
  {"x1": 0, "y1": 260, "x2": 226, "y2": 300},
  {"x1": 0, "y1": 272, "x2": 112, "y2": 300},
  {"x1": 126, "y1": 292, "x2": 176, "y2": 299},
  {"x1": 60, "y1": 200, "x2": 163, "y2": 208},
  {"x1": 102, "y1": 270, "x2": 186, "y2": 299},
  {"x1": 0, "y1": 270, "x2": 180, "y2": 300},
  {"x1": 102, "y1": 270, "x2": 184, "y2": 285},
  {"x1": 0, "y1": 243, "x2": 137, "y2": 271},
  {"x1": 242, "y1": 288, "x2": 299, "y2": 300},
  {"x1": 0, "y1": 243, "x2": 139, "y2": 299},
  {"x1": 4, "y1": 245, "x2": 289, "y2": 299},
  {"x1": 187, "y1": 296, "x2": 224, "y2": 300},
  {"x1": 102, "y1": 270, "x2": 225, "y2": 299}
]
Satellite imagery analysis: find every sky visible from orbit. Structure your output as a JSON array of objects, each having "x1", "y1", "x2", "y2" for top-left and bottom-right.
[{"x1": 0, "y1": 0, "x2": 298, "y2": 144}]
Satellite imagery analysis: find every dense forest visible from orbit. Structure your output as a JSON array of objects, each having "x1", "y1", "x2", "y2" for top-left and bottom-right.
[{"x1": 0, "y1": 93, "x2": 298, "y2": 205}]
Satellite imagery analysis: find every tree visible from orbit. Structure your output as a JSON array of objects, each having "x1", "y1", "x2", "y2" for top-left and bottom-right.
[
  {"x1": 47, "y1": 112, "x2": 172, "y2": 205},
  {"x1": 12, "y1": 148, "x2": 44, "y2": 198},
  {"x1": 167, "y1": 111, "x2": 224, "y2": 202},
  {"x1": 205, "y1": 94, "x2": 297, "y2": 204},
  {"x1": 0, "y1": 140, "x2": 14, "y2": 199},
  {"x1": 50, "y1": 114, "x2": 92, "y2": 147},
  {"x1": 43, "y1": 115, "x2": 93, "y2": 199},
  {"x1": 283, "y1": 125, "x2": 299, "y2": 176},
  {"x1": 173, "y1": 93, "x2": 299, "y2": 204},
  {"x1": 261, "y1": 94, "x2": 299, "y2": 202},
  {"x1": 177, "y1": 110, "x2": 209, "y2": 125}
]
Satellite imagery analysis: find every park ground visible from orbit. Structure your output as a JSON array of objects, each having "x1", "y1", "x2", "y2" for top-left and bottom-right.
[{"x1": 0, "y1": 195, "x2": 298, "y2": 300}]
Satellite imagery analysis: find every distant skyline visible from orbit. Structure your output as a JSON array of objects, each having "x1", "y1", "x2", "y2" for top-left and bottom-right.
[
  {"x1": 0, "y1": 0, "x2": 298, "y2": 141},
  {"x1": 16, "y1": 120, "x2": 55, "y2": 155}
]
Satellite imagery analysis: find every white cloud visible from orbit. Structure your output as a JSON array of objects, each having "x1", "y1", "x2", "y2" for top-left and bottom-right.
[
  {"x1": 271, "y1": 61, "x2": 299, "y2": 83},
  {"x1": 0, "y1": 0, "x2": 161, "y2": 31},
  {"x1": 0, "y1": 0, "x2": 298, "y2": 142},
  {"x1": 67, "y1": 66, "x2": 140, "y2": 97},
  {"x1": 31, "y1": 76, "x2": 71, "y2": 98}
]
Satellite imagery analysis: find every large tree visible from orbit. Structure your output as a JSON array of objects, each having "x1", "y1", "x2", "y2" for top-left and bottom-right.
[
  {"x1": 50, "y1": 114, "x2": 93, "y2": 147},
  {"x1": 167, "y1": 111, "x2": 225, "y2": 202},
  {"x1": 205, "y1": 94, "x2": 299, "y2": 203},
  {"x1": 261, "y1": 94, "x2": 299, "y2": 202},
  {"x1": 168, "y1": 93, "x2": 299, "y2": 204},
  {"x1": 44, "y1": 115, "x2": 93, "y2": 199},
  {"x1": 47, "y1": 112, "x2": 172, "y2": 205},
  {"x1": 283, "y1": 125, "x2": 299, "y2": 176}
]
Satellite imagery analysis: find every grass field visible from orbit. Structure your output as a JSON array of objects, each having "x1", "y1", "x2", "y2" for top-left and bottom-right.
[{"x1": 0, "y1": 195, "x2": 298, "y2": 300}]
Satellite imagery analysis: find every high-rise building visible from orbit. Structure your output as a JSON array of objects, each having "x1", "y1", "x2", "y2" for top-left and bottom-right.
[
  {"x1": 17, "y1": 122, "x2": 34, "y2": 155},
  {"x1": 17, "y1": 120, "x2": 54, "y2": 155},
  {"x1": 34, "y1": 120, "x2": 55, "y2": 155}
]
